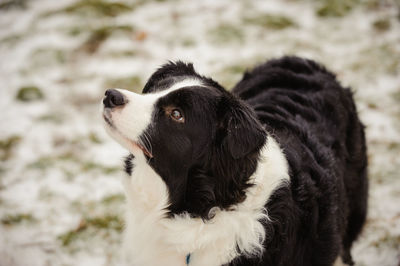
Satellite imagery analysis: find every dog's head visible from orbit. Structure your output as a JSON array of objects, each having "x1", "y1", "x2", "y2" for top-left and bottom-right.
[{"x1": 102, "y1": 62, "x2": 266, "y2": 219}]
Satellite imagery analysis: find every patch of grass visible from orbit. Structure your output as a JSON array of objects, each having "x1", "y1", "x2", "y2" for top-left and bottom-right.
[
  {"x1": 81, "y1": 28, "x2": 110, "y2": 53},
  {"x1": 31, "y1": 48, "x2": 67, "y2": 65},
  {"x1": 58, "y1": 230, "x2": 81, "y2": 247},
  {"x1": 208, "y1": 23, "x2": 244, "y2": 45},
  {"x1": 104, "y1": 75, "x2": 143, "y2": 92},
  {"x1": 223, "y1": 64, "x2": 249, "y2": 75},
  {"x1": 29, "y1": 154, "x2": 119, "y2": 175},
  {"x1": 388, "y1": 141, "x2": 400, "y2": 151},
  {"x1": 16, "y1": 86, "x2": 44, "y2": 102},
  {"x1": 0, "y1": 135, "x2": 21, "y2": 160},
  {"x1": 38, "y1": 188, "x2": 57, "y2": 201},
  {"x1": 88, "y1": 132, "x2": 102, "y2": 144},
  {"x1": 0, "y1": 0, "x2": 27, "y2": 10},
  {"x1": 58, "y1": 214, "x2": 123, "y2": 246},
  {"x1": 367, "y1": 102, "x2": 378, "y2": 109},
  {"x1": 181, "y1": 38, "x2": 196, "y2": 47},
  {"x1": 372, "y1": 18, "x2": 391, "y2": 31},
  {"x1": 28, "y1": 156, "x2": 56, "y2": 170},
  {"x1": 80, "y1": 161, "x2": 119, "y2": 174},
  {"x1": 349, "y1": 43, "x2": 399, "y2": 75},
  {"x1": 0, "y1": 34, "x2": 23, "y2": 46},
  {"x1": 371, "y1": 233, "x2": 400, "y2": 249},
  {"x1": 52, "y1": 0, "x2": 132, "y2": 17},
  {"x1": 1, "y1": 213, "x2": 35, "y2": 225},
  {"x1": 58, "y1": 152, "x2": 77, "y2": 161},
  {"x1": 0, "y1": 166, "x2": 6, "y2": 176},
  {"x1": 101, "y1": 193, "x2": 125, "y2": 205},
  {"x1": 316, "y1": 0, "x2": 360, "y2": 17},
  {"x1": 393, "y1": 90, "x2": 400, "y2": 103},
  {"x1": 80, "y1": 25, "x2": 135, "y2": 54},
  {"x1": 215, "y1": 63, "x2": 254, "y2": 89},
  {"x1": 107, "y1": 50, "x2": 139, "y2": 57},
  {"x1": 68, "y1": 26, "x2": 84, "y2": 37},
  {"x1": 37, "y1": 113, "x2": 64, "y2": 124},
  {"x1": 364, "y1": 0, "x2": 394, "y2": 11},
  {"x1": 86, "y1": 215, "x2": 123, "y2": 231},
  {"x1": 243, "y1": 14, "x2": 296, "y2": 30}
]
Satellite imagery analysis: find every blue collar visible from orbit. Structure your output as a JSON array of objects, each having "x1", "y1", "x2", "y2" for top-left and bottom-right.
[{"x1": 186, "y1": 253, "x2": 191, "y2": 265}]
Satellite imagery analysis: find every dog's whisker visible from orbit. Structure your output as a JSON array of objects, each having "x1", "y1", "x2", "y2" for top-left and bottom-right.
[{"x1": 139, "y1": 132, "x2": 153, "y2": 162}]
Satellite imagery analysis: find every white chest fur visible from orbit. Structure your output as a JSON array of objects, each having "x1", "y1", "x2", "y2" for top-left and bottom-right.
[{"x1": 121, "y1": 136, "x2": 289, "y2": 266}]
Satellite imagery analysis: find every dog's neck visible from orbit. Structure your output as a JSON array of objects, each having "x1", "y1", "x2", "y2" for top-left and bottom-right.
[{"x1": 121, "y1": 135, "x2": 289, "y2": 266}]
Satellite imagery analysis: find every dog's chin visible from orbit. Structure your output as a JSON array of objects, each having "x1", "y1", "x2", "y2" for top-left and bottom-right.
[{"x1": 102, "y1": 112, "x2": 153, "y2": 158}]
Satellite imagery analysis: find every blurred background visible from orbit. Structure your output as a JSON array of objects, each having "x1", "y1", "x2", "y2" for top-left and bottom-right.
[{"x1": 0, "y1": 0, "x2": 399, "y2": 265}]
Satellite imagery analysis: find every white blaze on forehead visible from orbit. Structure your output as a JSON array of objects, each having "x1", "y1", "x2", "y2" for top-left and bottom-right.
[
  {"x1": 166, "y1": 78, "x2": 203, "y2": 92},
  {"x1": 105, "y1": 78, "x2": 203, "y2": 155}
]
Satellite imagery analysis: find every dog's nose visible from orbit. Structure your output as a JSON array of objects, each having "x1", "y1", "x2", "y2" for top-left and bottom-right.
[{"x1": 103, "y1": 89, "x2": 126, "y2": 108}]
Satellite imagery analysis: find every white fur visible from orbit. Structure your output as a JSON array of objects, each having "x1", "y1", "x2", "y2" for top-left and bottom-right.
[{"x1": 121, "y1": 136, "x2": 289, "y2": 266}]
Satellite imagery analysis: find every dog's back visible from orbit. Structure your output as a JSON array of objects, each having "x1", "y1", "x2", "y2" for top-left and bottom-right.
[{"x1": 231, "y1": 56, "x2": 368, "y2": 265}]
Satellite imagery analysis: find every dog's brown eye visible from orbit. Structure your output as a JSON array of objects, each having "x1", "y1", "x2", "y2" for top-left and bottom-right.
[{"x1": 171, "y1": 109, "x2": 184, "y2": 122}]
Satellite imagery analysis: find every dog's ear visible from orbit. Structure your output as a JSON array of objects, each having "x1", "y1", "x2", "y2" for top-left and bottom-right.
[{"x1": 219, "y1": 95, "x2": 266, "y2": 159}]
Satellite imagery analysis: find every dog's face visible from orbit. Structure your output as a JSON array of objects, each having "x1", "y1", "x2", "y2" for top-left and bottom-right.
[{"x1": 102, "y1": 62, "x2": 266, "y2": 218}]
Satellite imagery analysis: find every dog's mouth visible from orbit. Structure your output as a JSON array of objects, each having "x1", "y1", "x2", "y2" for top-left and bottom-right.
[
  {"x1": 102, "y1": 112, "x2": 153, "y2": 159},
  {"x1": 103, "y1": 113, "x2": 114, "y2": 128}
]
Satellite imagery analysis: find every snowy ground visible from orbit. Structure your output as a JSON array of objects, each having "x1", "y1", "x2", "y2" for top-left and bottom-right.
[{"x1": 0, "y1": 0, "x2": 399, "y2": 265}]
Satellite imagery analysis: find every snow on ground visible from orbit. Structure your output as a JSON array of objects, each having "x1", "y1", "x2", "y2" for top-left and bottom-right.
[{"x1": 0, "y1": 0, "x2": 399, "y2": 265}]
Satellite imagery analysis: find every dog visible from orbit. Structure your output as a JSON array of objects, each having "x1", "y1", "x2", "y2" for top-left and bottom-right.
[{"x1": 101, "y1": 56, "x2": 368, "y2": 266}]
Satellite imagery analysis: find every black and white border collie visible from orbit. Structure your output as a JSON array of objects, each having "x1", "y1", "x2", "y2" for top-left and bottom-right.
[{"x1": 101, "y1": 56, "x2": 368, "y2": 266}]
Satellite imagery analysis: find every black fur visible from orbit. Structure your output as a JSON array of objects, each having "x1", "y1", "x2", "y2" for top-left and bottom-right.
[
  {"x1": 127, "y1": 56, "x2": 368, "y2": 265},
  {"x1": 230, "y1": 56, "x2": 368, "y2": 266},
  {"x1": 142, "y1": 61, "x2": 223, "y2": 94},
  {"x1": 124, "y1": 154, "x2": 135, "y2": 176}
]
